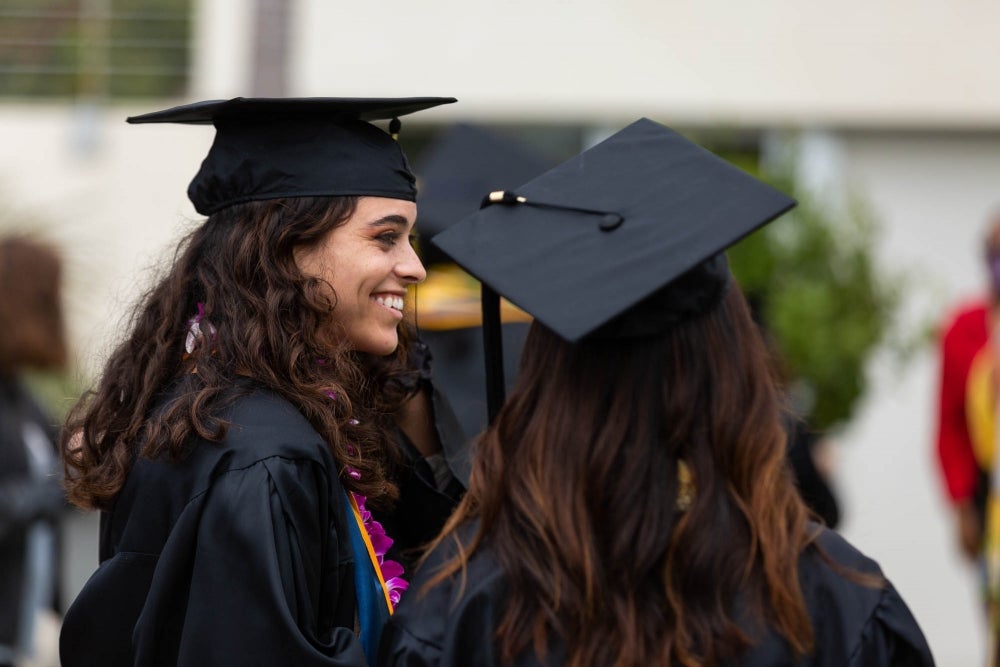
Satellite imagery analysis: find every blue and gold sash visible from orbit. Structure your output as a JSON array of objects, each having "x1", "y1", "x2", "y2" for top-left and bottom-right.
[{"x1": 342, "y1": 488, "x2": 393, "y2": 663}]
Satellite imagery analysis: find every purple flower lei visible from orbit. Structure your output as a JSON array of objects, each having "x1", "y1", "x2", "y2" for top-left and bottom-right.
[{"x1": 341, "y1": 422, "x2": 409, "y2": 608}]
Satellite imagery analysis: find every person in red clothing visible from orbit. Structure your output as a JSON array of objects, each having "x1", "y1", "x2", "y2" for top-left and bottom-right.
[
  {"x1": 938, "y1": 300, "x2": 990, "y2": 558},
  {"x1": 937, "y1": 214, "x2": 1000, "y2": 561}
]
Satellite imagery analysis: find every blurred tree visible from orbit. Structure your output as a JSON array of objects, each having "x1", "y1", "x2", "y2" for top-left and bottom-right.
[{"x1": 728, "y1": 167, "x2": 904, "y2": 431}]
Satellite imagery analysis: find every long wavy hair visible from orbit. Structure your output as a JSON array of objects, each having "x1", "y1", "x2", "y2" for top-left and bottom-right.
[
  {"x1": 63, "y1": 196, "x2": 415, "y2": 510},
  {"x1": 426, "y1": 283, "x2": 818, "y2": 666}
]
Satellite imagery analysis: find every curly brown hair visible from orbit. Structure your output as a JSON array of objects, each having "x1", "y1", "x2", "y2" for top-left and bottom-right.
[
  {"x1": 425, "y1": 284, "x2": 821, "y2": 666},
  {"x1": 62, "y1": 196, "x2": 416, "y2": 510}
]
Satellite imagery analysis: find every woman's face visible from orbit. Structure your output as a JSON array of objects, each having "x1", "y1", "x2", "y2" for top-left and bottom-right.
[{"x1": 295, "y1": 196, "x2": 425, "y2": 356}]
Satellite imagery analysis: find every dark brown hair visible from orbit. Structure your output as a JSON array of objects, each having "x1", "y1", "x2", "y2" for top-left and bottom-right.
[
  {"x1": 63, "y1": 196, "x2": 414, "y2": 510},
  {"x1": 0, "y1": 236, "x2": 67, "y2": 376},
  {"x1": 427, "y1": 284, "x2": 818, "y2": 666}
]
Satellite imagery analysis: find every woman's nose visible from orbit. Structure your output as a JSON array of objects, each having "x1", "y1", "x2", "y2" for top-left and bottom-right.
[{"x1": 398, "y1": 243, "x2": 427, "y2": 284}]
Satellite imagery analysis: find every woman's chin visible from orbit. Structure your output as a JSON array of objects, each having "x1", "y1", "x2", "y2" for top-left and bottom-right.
[{"x1": 354, "y1": 333, "x2": 399, "y2": 357}]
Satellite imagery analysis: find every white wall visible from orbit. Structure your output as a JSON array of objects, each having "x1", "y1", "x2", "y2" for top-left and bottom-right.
[
  {"x1": 190, "y1": 0, "x2": 254, "y2": 98},
  {"x1": 278, "y1": 0, "x2": 1000, "y2": 127}
]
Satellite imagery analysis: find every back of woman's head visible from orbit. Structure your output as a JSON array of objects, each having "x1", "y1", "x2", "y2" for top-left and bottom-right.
[
  {"x1": 438, "y1": 282, "x2": 813, "y2": 666},
  {"x1": 0, "y1": 236, "x2": 66, "y2": 376},
  {"x1": 64, "y1": 196, "x2": 408, "y2": 509}
]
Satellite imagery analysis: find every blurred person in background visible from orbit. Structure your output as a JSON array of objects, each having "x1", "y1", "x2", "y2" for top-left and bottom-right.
[
  {"x1": 940, "y1": 211, "x2": 1000, "y2": 664},
  {"x1": 0, "y1": 236, "x2": 68, "y2": 667},
  {"x1": 935, "y1": 215, "x2": 1000, "y2": 562},
  {"x1": 380, "y1": 119, "x2": 933, "y2": 666},
  {"x1": 58, "y1": 96, "x2": 464, "y2": 667}
]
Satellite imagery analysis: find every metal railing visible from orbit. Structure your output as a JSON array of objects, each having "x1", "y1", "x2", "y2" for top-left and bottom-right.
[{"x1": 0, "y1": 1, "x2": 191, "y2": 98}]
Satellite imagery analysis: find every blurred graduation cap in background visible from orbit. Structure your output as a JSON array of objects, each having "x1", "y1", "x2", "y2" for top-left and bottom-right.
[
  {"x1": 413, "y1": 123, "x2": 554, "y2": 440},
  {"x1": 415, "y1": 123, "x2": 554, "y2": 264},
  {"x1": 414, "y1": 122, "x2": 554, "y2": 330},
  {"x1": 128, "y1": 96, "x2": 456, "y2": 215},
  {"x1": 431, "y1": 117, "x2": 796, "y2": 421}
]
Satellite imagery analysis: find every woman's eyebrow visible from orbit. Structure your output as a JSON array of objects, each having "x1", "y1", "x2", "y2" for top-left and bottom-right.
[{"x1": 366, "y1": 215, "x2": 410, "y2": 229}]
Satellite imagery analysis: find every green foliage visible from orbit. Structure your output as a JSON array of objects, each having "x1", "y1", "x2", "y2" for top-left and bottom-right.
[{"x1": 728, "y1": 173, "x2": 902, "y2": 431}]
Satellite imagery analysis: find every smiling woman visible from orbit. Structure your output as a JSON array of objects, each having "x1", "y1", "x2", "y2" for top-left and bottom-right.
[
  {"x1": 295, "y1": 197, "x2": 426, "y2": 356},
  {"x1": 57, "y1": 97, "x2": 462, "y2": 667}
]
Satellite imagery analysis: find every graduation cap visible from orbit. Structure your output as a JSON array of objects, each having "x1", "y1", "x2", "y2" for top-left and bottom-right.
[
  {"x1": 128, "y1": 96, "x2": 457, "y2": 215},
  {"x1": 415, "y1": 123, "x2": 553, "y2": 242},
  {"x1": 431, "y1": 117, "x2": 796, "y2": 421}
]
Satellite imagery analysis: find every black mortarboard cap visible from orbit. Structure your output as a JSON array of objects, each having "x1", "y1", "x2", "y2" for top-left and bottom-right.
[
  {"x1": 416, "y1": 123, "x2": 553, "y2": 239},
  {"x1": 128, "y1": 96, "x2": 457, "y2": 215},
  {"x1": 431, "y1": 117, "x2": 795, "y2": 421}
]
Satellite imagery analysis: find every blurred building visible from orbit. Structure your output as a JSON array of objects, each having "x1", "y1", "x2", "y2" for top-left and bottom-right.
[{"x1": 1, "y1": 1, "x2": 997, "y2": 665}]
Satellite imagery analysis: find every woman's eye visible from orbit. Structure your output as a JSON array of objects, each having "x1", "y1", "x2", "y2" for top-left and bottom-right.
[{"x1": 376, "y1": 232, "x2": 399, "y2": 246}]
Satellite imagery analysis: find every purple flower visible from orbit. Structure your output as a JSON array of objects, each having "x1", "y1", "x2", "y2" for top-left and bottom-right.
[
  {"x1": 184, "y1": 302, "x2": 217, "y2": 354},
  {"x1": 381, "y1": 559, "x2": 404, "y2": 580},
  {"x1": 369, "y1": 528, "x2": 394, "y2": 559},
  {"x1": 386, "y1": 571, "x2": 409, "y2": 606},
  {"x1": 325, "y1": 399, "x2": 409, "y2": 609}
]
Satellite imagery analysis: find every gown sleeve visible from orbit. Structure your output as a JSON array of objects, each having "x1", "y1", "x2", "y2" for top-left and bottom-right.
[
  {"x1": 377, "y1": 622, "x2": 441, "y2": 667},
  {"x1": 132, "y1": 456, "x2": 366, "y2": 667},
  {"x1": 378, "y1": 599, "x2": 502, "y2": 667},
  {"x1": 849, "y1": 582, "x2": 936, "y2": 667},
  {"x1": 378, "y1": 537, "x2": 507, "y2": 667}
]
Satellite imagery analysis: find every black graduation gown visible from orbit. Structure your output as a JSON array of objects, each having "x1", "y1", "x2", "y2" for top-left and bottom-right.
[
  {"x1": 374, "y1": 427, "x2": 465, "y2": 575},
  {"x1": 785, "y1": 416, "x2": 840, "y2": 529},
  {"x1": 378, "y1": 524, "x2": 935, "y2": 666},
  {"x1": 60, "y1": 388, "x2": 366, "y2": 667},
  {"x1": 0, "y1": 379, "x2": 65, "y2": 655}
]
